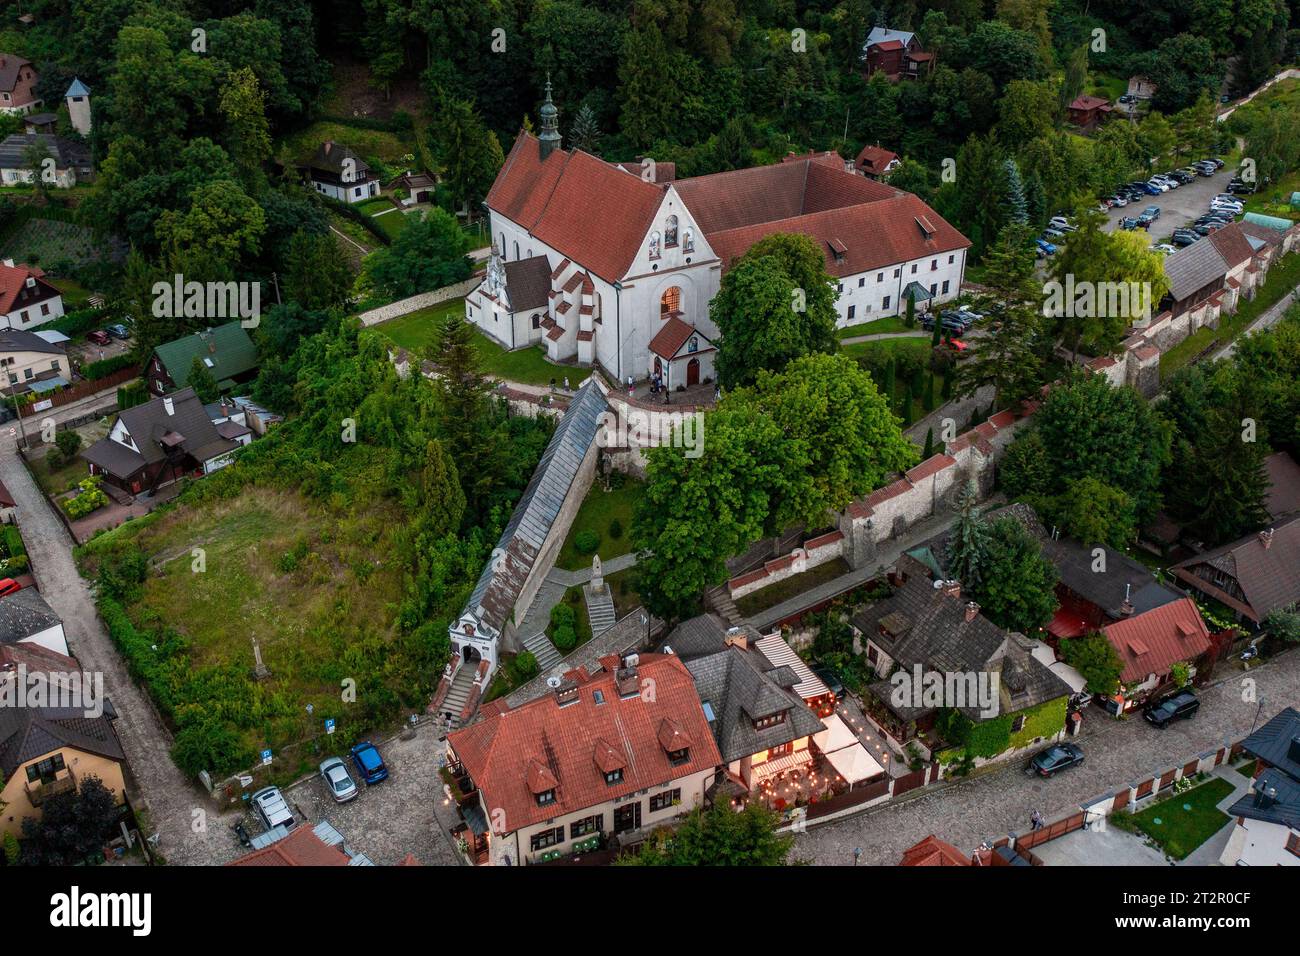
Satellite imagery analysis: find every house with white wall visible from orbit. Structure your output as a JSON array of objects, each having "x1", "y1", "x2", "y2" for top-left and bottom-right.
[
  {"x1": 0, "y1": 260, "x2": 64, "y2": 330},
  {"x1": 0, "y1": 590, "x2": 70, "y2": 656},
  {"x1": 1221, "y1": 708, "x2": 1300, "y2": 866},
  {"x1": 467, "y1": 88, "x2": 968, "y2": 388}
]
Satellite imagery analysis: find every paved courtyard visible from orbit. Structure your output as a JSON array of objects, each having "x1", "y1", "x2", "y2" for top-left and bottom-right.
[
  {"x1": 1101, "y1": 165, "x2": 1234, "y2": 243},
  {"x1": 792, "y1": 654, "x2": 1300, "y2": 866}
]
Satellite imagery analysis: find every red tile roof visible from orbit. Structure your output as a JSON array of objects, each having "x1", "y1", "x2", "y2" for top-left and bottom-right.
[
  {"x1": 487, "y1": 132, "x2": 666, "y2": 283},
  {"x1": 1069, "y1": 95, "x2": 1111, "y2": 111},
  {"x1": 447, "y1": 654, "x2": 721, "y2": 834},
  {"x1": 874, "y1": 39, "x2": 904, "y2": 52},
  {"x1": 856, "y1": 145, "x2": 898, "y2": 176},
  {"x1": 227, "y1": 826, "x2": 350, "y2": 867},
  {"x1": 648, "y1": 315, "x2": 708, "y2": 359},
  {"x1": 0, "y1": 261, "x2": 59, "y2": 315},
  {"x1": 707, "y1": 191, "x2": 968, "y2": 278},
  {"x1": 1208, "y1": 223, "x2": 1257, "y2": 270},
  {"x1": 900, "y1": 834, "x2": 972, "y2": 866},
  {"x1": 1102, "y1": 597, "x2": 1212, "y2": 684}
]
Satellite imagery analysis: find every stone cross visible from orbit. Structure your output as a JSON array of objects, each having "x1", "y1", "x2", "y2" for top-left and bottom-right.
[
  {"x1": 591, "y1": 554, "x2": 604, "y2": 594},
  {"x1": 251, "y1": 636, "x2": 270, "y2": 680}
]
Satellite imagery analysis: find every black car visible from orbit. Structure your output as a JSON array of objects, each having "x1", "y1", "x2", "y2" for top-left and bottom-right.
[
  {"x1": 811, "y1": 665, "x2": 845, "y2": 702},
  {"x1": 1027, "y1": 743, "x2": 1085, "y2": 778},
  {"x1": 1171, "y1": 229, "x2": 1200, "y2": 246},
  {"x1": 1144, "y1": 690, "x2": 1200, "y2": 728},
  {"x1": 1227, "y1": 180, "x2": 1255, "y2": 195}
]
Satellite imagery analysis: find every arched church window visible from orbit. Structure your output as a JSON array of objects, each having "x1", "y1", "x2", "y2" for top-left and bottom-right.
[
  {"x1": 649, "y1": 231, "x2": 661, "y2": 260},
  {"x1": 664, "y1": 215, "x2": 679, "y2": 247}
]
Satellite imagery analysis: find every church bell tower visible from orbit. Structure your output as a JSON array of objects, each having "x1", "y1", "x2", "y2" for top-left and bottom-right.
[{"x1": 538, "y1": 76, "x2": 561, "y2": 161}]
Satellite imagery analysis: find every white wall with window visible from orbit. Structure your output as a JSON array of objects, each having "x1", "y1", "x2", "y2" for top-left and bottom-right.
[{"x1": 832, "y1": 248, "x2": 966, "y2": 328}]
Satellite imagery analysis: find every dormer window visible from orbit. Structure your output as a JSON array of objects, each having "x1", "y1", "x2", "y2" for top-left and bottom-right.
[
  {"x1": 649, "y1": 231, "x2": 661, "y2": 260},
  {"x1": 604, "y1": 768, "x2": 624, "y2": 785},
  {"x1": 536, "y1": 788, "x2": 556, "y2": 806},
  {"x1": 667, "y1": 747, "x2": 690, "y2": 766},
  {"x1": 683, "y1": 228, "x2": 694, "y2": 253},
  {"x1": 664, "y1": 215, "x2": 679, "y2": 247},
  {"x1": 753, "y1": 711, "x2": 787, "y2": 730}
]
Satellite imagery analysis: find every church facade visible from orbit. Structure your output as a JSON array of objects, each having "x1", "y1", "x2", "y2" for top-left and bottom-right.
[{"x1": 465, "y1": 86, "x2": 970, "y2": 388}]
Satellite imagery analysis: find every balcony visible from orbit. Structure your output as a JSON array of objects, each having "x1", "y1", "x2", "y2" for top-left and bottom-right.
[{"x1": 25, "y1": 766, "x2": 76, "y2": 807}]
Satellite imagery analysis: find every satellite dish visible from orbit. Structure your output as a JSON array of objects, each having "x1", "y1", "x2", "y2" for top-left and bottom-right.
[{"x1": 546, "y1": 676, "x2": 562, "y2": 689}]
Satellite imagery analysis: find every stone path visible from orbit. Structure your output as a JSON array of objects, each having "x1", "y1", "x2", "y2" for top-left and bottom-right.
[
  {"x1": 0, "y1": 432, "x2": 243, "y2": 866},
  {"x1": 583, "y1": 582, "x2": 616, "y2": 634},
  {"x1": 1212, "y1": 285, "x2": 1299, "y2": 360},
  {"x1": 838, "y1": 330, "x2": 930, "y2": 346},
  {"x1": 792, "y1": 652, "x2": 1300, "y2": 865},
  {"x1": 521, "y1": 630, "x2": 563, "y2": 672}
]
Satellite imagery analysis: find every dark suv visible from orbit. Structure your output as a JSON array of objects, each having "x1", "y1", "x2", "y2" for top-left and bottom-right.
[{"x1": 1144, "y1": 690, "x2": 1199, "y2": 728}]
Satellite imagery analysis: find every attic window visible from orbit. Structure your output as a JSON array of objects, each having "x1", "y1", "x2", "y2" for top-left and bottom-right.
[
  {"x1": 1128, "y1": 639, "x2": 1148, "y2": 655},
  {"x1": 203, "y1": 357, "x2": 214, "y2": 367},
  {"x1": 753, "y1": 711, "x2": 787, "y2": 730},
  {"x1": 535, "y1": 789, "x2": 556, "y2": 807},
  {"x1": 828, "y1": 237, "x2": 848, "y2": 263},
  {"x1": 593, "y1": 689, "x2": 605, "y2": 705},
  {"x1": 915, "y1": 215, "x2": 936, "y2": 239},
  {"x1": 604, "y1": 768, "x2": 624, "y2": 785},
  {"x1": 667, "y1": 747, "x2": 690, "y2": 766}
]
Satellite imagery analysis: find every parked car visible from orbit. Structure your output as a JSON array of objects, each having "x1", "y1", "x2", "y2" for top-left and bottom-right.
[
  {"x1": 106, "y1": 324, "x2": 130, "y2": 340},
  {"x1": 1036, "y1": 238, "x2": 1056, "y2": 255},
  {"x1": 946, "y1": 338, "x2": 969, "y2": 352},
  {"x1": 1170, "y1": 170, "x2": 1196, "y2": 184},
  {"x1": 1043, "y1": 228, "x2": 1065, "y2": 240},
  {"x1": 251, "y1": 786, "x2": 296, "y2": 831},
  {"x1": 1026, "y1": 743, "x2": 1085, "y2": 778},
  {"x1": 1209, "y1": 201, "x2": 1243, "y2": 215},
  {"x1": 1118, "y1": 93, "x2": 1136, "y2": 104},
  {"x1": 1144, "y1": 179, "x2": 1169, "y2": 193},
  {"x1": 1193, "y1": 222, "x2": 1226, "y2": 236},
  {"x1": 1171, "y1": 229, "x2": 1200, "y2": 247},
  {"x1": 1118, "y1": 217, "x2": 1146, "y2": 230},
  {"x1": 86, "y1": 329, "x2": 111, "y2": 345},
  {"x1": 1108, "y1": 194, "x2": 1129, "y2": 207},
  {"x1": 1048, "y1": 215, "x2": 1076, "y2": 231},
  {"x1": 1144, "y1": 690, "x2": 1200, "y2": 728},
  {"x1": 0, "y1": 578, "x2": 21, "y2": 596},
  {"x1": 1192, "y1": 163, "x2": 1217, "y2": 177},
  {"x1": 1227, "y1": 180, "x2": 1256, "y2": 195},
  {"x1": 1154, "y1": 243, "x2": 1179, "y2": 255},
  {"x1": 1138, "y1": 205, "x2": 1161, "y2": 223},
  {"x1": 1152, "y1": 174, "x2": 1178, "y2": 189},
  {"x1": 350, "y1": 741, "x2": 388, "y2": 784},
  {"x1": 319, "y1": 757, "x2": 359, "y2": 803}
]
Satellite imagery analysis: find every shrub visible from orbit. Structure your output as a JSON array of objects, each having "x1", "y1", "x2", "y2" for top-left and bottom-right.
[
  {"x1": 552, "y1": 624, "x2": 577, "y2": 651},
  {"x1": 2, "y1": 525, "x2": 25, "y2": 558},
  {"x1": 549, "y1": 603, "x2": 575, "y2": 630},
  {"x1": 82, "y1": 354, "x2": 137, "y2": 381},
  {"x1": 574, "y1": 529, "x2": 600, "y2": 555},
  {"x1": 55, "y1": 430, "x2": 82, "y2": 457},
  {"x1": 608, "y1": 518, "x2": 623, "y2": 540},
  {"x1": 514, "y1": 650, "x2": 538, "y2": 679},
  {"x1": 46, "y1": 448, "x2": 65, "y2": 471},
  {"x1": 62, "y1": 476, "x2": 109, "y2": 519}
]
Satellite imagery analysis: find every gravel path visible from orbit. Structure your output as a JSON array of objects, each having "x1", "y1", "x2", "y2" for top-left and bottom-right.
[
  {"x1": 0, "y1": 433, "x2": 243, "y2": 866},
  {"x1": 792, "y1": 656, "x2": 1300, "y2": 865}
]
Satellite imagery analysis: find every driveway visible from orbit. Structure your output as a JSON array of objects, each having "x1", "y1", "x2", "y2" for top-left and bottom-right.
[
  {"x1": 0, "y1": 430, "x2": 243, "y2": 866},
  {"x1": 1101, "y1": 165, "x2": 1235, "y2": 245},
  {"x1": 792, "y1": 655, "x2": 1300, "y2": 865}
]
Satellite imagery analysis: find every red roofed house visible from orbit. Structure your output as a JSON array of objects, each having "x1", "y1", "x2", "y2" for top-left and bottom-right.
[
  {"x1": 861, "y1": 28, "x2": 935, "y2": 81},
  {"x1": 0, "y1": 259, "x2": 64, "y2": 331},
  {"x1": 856, "y1": 145, "x2": 901, "y2": 180},
  {"x1": 467, "y1": 82, "x2": 970, "y2": 376},
  {"x1": 0, "y1": 56, "x2": 41, "y2": 115},
  {"x1": 445, "y1": 652, "x2": 722, "y2": 865},
  {"x1": 1100, "y1": 597, "x2": 1213, "y2": 713},
  {"x1": 1067, "y1": 95, "x2": 1114, "y2": 131}
]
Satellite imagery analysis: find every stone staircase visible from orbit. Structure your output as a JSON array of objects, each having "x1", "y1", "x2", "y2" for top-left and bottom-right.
[
  {"x1": 584, "y1": 583, "x2": 616, "y2": 635},
  {"x1": 440, "y1": 665, "x2": 478, "y2": 728},
  {"x1": 521, "y1": 630, "x2": 563, "y2": 672},
  {"x1": 706, "y1": 585, "x2": 742, "y2": 625}
]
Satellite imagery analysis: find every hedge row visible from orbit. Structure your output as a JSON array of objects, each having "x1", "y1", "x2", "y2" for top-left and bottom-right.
[
  {"x1": 82, "y1": 353, "x2": 137, "y2": 380},
  {"x1": 322, "y1": 195, "x2": 391, "y2": 246}
]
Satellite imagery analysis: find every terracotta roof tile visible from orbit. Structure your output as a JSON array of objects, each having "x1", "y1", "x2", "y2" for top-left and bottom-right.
[
  {"x1": 228, "y1": 826, "x2": 350, "y2": 867},
  {"x1": 1101, "y1": 597, "x2": 1212, "y2": 684},
  {"x1": 649, "y1": 316, "x2": 708, "y2": 359}
]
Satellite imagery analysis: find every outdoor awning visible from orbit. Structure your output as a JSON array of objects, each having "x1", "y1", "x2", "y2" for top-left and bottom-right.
[
  {"x1": 751, "y1": 749, "x2": 814, "y2": 782},
  {"x1": 1048, "y1": 606, "x2": 1089, "y2": 639},
  {"x1": 902, "y1": 281, "x2": 933, "y2": 302},
  {"x1": 824, "y1": 743, "x2": 885, "y2": 785},
  {"x1": 812, "y1": 712, "x2": 857, "y2": 753},
  {"x1": 28, "y1": 376, "x2": 69, "y2": 394}
]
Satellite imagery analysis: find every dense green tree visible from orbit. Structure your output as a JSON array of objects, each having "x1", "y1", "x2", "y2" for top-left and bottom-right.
[
  {"x1": 188, "y1": 356, "x2": 220, "y2": 404},
  {"x1": 619, "y1": 801, "x2": 792, "y2": 866},
  {"x1": 968, "y1": 516, "x2": 1059, "y2": 632},
  {"x1": 364, "y1": 208, "x2": 472, "y2": 300},
  {"x1": 283, "y1": 231, "x2": 353, "y2": 311},
  {"x1": 945, "y1": 479, "x2": 990, "y2": 588},
  {"x1": 20, "y1": 776, "x2": 122, "y2": 866},
  {"x1": 1061, "y1": 633, "x2": 1125, "y2": 696}
]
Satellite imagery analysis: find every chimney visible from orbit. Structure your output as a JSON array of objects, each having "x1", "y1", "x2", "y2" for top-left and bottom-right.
[
  {"x1": 616, "y1": 659, "x2": 640, "y2": 698},
  {"x1": 2, "y1": 258, "x2": 13, "y2": 268},
  {"x1": 1259, "y1": 528, "x2": 1274, "y2": 550},
  {"x1": 724, "y1": 626, "x2": 749, "y2": 650},
  {"x1": 1288, "y1": 735, "x2": 1300, "y2": 764},
  {"x1": 1254, "y1": 781, "x2": 1279, "y2": 810},
  {"x1": 555, "y1": 679, "x2": 580, "y2": 707},
  {"x1": 941, "y1": 580, "x2": 961, "y2": 600},
  {"x1": 163, "y1": 396, "x2": 174, "y2": 416},
  {"x1": 964, "y1": 601, "x2": 980, "y2": 623},
  {"x1": 209, "y1": 339, "x2": 217, "y2": 354},
  {"x1": 1119, "y1": 582, "x2": 1134, "y2": 617}
]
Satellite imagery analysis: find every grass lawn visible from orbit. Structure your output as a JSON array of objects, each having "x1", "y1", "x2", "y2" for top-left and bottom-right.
[
  {"x1": 1087, "y1": 73, "x2": 1128, "y2": 102},
  {"x1": 371, "y1": 208, "x2": 410, "y2": 241},
  {"x1": 734, "y1": 557, "x2": 852, "y2": 618},
  {"x1": 839, "y1": 336, "x2": 951, "y2": 423},
  {"x1": 1160, "y1": 249, "x2": 1300, "y2": 380},
  {"x1": 25, "y1": 445, "x2": 90, "y2": 498},
  {"x1": 836, "y1": 316, "x2": 912, "y2": 338},
  {"x1": 1114, "y1": 777, "x2": 1234, "y2": 860},
  {"x1": 604, "y1": 567, "x2": 646, "y2": 621},
  {"x1": 50, "y1": 277, "x2": 95, "y2": 307},
  {"x1": 555, "y1": 479, "x2": 643, "y2": 571},
  {"x1": 356, "y1": 197, "x2": 397, "y2": 216},
  {"x1": 369, "y1": 300, "x2": 465, "y2": 352},
  {"x1": 373, "y1": 302, "x2": 592, "y2": 386}
]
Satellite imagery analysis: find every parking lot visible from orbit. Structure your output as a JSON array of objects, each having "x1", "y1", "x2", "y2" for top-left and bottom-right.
[
  {"x1": 1102, "y1": 164, "x2": 1237, "y2": 245},
  {"x1": 233, "y1": 723, "x2": 463, "y2": 866}
]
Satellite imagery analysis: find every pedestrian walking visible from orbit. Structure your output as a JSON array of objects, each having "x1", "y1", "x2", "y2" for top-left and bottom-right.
[
  {"x1": 1030, "y1": 809, "x2": 1044, "y2": 831},
  {"x1": 563, "y1": 376, "x2": 570, "y2": 392}
]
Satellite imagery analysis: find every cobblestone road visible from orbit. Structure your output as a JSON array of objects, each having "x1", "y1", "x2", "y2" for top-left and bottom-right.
[{"x1": 793, "y1": 656, "x2": 1300, "y2": 865}]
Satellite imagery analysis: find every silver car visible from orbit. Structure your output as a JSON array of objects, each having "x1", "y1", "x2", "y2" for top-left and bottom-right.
[
  {"x1": 251, "y1": 786, "x2": 296, "y2": 831},
  {"x1": 320, "y1": 757, "x2": 358, "y2": 803}
]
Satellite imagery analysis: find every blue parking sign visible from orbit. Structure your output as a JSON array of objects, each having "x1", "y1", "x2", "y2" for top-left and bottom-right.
[
  {"x1": 261, "y1": 749, "x2": 272, "y2": 765},
  {"x1": 325, "y1": 718, "x2": 335, "y2": 735}
]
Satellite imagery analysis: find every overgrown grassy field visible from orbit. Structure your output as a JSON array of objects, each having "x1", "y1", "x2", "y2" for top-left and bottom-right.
[
  {"x1": 279, "y1": 121, "x2": 413, "y2": 166},
  {"x1": 78, "y1": 487, "x2": 412, "y2": 774}
]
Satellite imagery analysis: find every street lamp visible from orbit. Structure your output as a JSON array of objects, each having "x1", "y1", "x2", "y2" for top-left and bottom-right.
[{"x1": 1250, "y1": 695, "x2": 1267, "y2": 734}]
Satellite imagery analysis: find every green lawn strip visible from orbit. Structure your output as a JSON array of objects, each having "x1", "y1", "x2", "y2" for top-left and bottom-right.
[
  {"x1": 733, "y1": 557, "x2": 852, "y2": 618},
  {"x1": 1160, "y1": 249, "x2": 1300, "y2": 380},
  {"x1": 1114, "y1": 777, "x2": 1235, "y2": 860},
  {"x1": 604, "y1": 567, "x2": 646, "y2": 621},
  {"x1": 555, "y1": 479, "x2": 643, "y2": 571},
  {"x1": 836, "y1": 316, "x2": 911, "y2": 338},
  {"x1": 371, "y1": 209, "x2": 410, "y2": 240},
  {"x1": 27, "y1": 447, "x2": 89, "y2": 498},
  {"x1": 356, "y1": 197, "x2": 397, "y2": 216}
]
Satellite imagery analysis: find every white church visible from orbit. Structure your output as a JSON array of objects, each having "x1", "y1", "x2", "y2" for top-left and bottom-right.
[{"x1": 465, "y1": 83, "x2": 971, "y2": 391}]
